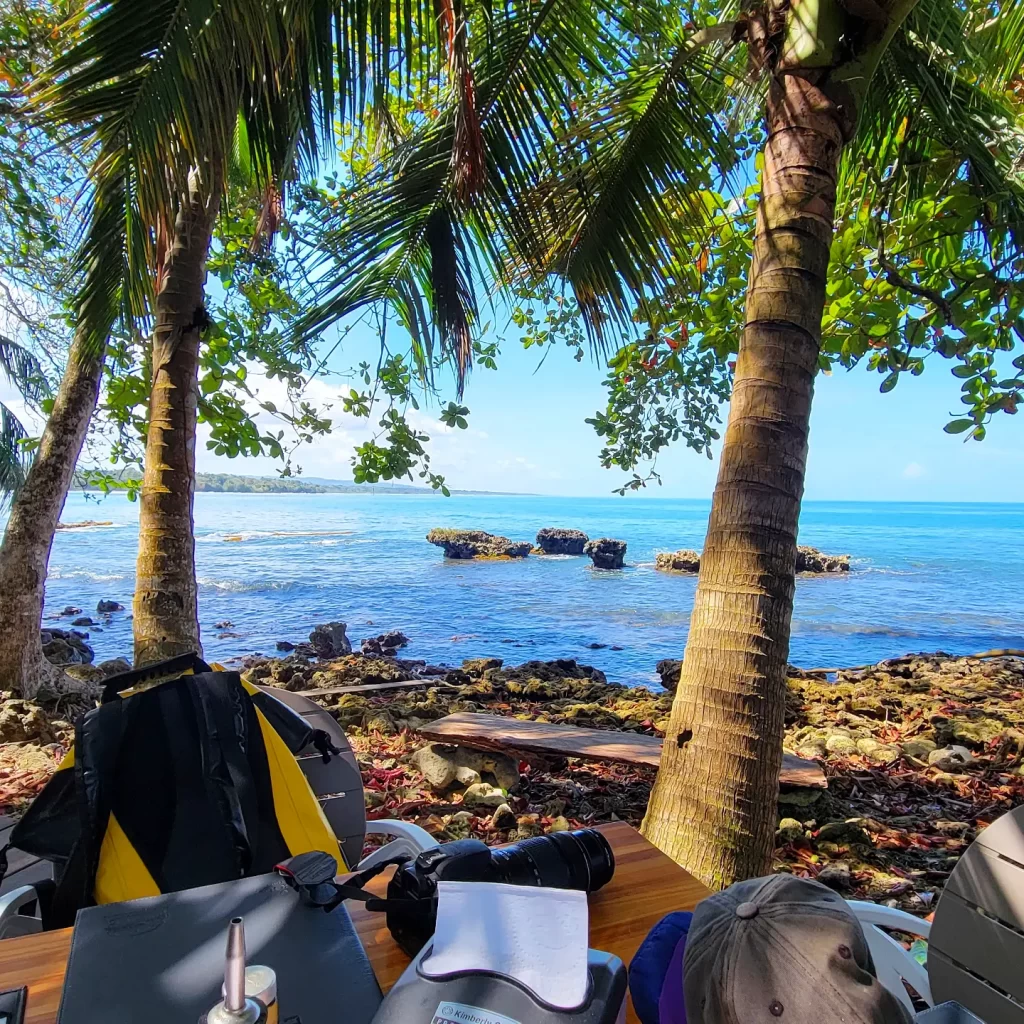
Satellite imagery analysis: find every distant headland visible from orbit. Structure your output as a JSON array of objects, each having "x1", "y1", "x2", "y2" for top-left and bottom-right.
[{"x1": 73, "y1": 470, "x2": 512, "y2": 496}]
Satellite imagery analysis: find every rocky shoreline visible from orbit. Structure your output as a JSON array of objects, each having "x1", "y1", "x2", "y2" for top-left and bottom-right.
[{"x1": 3, "y1": 636, "x2": 1022, "y2": 912}]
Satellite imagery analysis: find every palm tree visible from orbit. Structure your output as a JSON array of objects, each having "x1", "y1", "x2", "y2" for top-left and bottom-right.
[
  {"x1": 7, "y1": 0, "x2": 430, "y2": 676},
  {"x1": 298, "y1": 0, "x2": 1024, "y2": 887}
]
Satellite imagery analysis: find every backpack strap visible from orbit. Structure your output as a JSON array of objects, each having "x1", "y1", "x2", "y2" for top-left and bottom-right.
[{"x1": 187, "y1": 673, "x2": 264, "y2": 876}]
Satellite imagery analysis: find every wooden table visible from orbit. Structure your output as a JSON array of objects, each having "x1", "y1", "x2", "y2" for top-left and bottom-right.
[{"x1": 0, "y1": 822, "x2": 709, "y2": 1024}]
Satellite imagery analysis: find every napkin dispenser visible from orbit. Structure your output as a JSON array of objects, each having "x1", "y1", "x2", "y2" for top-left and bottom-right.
[{"x1": 371, "y1": 944, "x2": 628, "y2": 1024}]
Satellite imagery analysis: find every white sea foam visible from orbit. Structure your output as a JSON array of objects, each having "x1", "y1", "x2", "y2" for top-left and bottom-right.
[{"x1": 49, "y1": 569, "x2": 128, "y2": 583}]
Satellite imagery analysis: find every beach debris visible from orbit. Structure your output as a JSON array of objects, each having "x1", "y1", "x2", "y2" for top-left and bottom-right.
[
  {"x1": 583, "y1": 538, "x2": 627, "y2": 569},
  {"x1": 9, "y1": 645, "x2": 1024, "y2": 916},
  {"x1": 491, "y1": 803, "x2": 517, "y2": 829},
  {"x1": 776, "y1": 818, "x2": 805, "y2": 844},
  {"x1": 361, "y1": 630, "x2": 410, "y2": 657},
  {"x1": 817, "y1": 861, "x2": 852, "y2": 890},
  {"x1": 409, "y1": 742, "x2": 520, "y2": 793},
  {"x1": 927, "y1": 745, "x2": 976, "y2": 771},
  {"x1": 463, "y1": 657, "x2": 502, "y2": 673},
  {"x1": 462, "y1": 782, "x2": 507, "y2": 808},
  {"x1": 535, "y1": 528, "x2": 589, "y2": 555},
  {"x1": 426, "y1": 528, "x2": 532, "y2": 559},
  {"x1": 655, "y1": 550, "x2": 701, "y2": 573},
  {"x1": 309, "y1": 621, "x2": 352, "y2": 658}
]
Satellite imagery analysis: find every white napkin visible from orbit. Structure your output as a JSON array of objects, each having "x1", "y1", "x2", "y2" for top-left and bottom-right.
[{"x1": 420, "y1": 881, "x2": 590, "y2": 1009}]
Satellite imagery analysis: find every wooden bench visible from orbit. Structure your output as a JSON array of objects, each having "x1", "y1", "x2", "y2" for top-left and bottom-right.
[{"x1": 417, "y1": 712, "x2": 827, "y2": 789}]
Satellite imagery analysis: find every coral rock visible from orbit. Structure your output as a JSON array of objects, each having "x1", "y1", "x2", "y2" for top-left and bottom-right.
[
  {"x1": 535, "y1": 528, "x2": 589, "y2": 555},
  {"x1": 583, "y1": 538, "x2": 627, "y2": 569},
  {"x1": 427, "y1": 529, "x2": 532, "y2": 559}
]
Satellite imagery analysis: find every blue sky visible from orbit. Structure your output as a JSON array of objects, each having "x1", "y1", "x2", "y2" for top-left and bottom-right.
[
  {"x1": 3, "y1": 304, "x2": 1021, "y2": 501},
  {"x1": 198, "y1": 311, "x2": 1024, "y2": 501}
]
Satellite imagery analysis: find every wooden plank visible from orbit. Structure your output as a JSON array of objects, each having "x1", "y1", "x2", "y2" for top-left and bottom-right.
[
  {"x1": 929, "y1": 949, "x2": 1024, "y2": 1024},
  {"x1": 418, "y1": 713, "x2": 827, "y2": 789},
  {"x1": 301, "y1": 678, "x2": 437, "y2": 698},
  {"x1": 928, "y1": 889, "x2": 1024, "y2": 1003},
  {"x1": 0, "y1": 822, "x2": 709, "y2": 1024}
]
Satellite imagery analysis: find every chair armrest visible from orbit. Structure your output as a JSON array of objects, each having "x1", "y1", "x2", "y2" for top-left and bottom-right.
[
  {"x1": 358, "y1": 819, "x2": 440, "y2": 871},
  {"x1": 847, "y1": 900, "x2": 932, "y2": 939},
  {"x1": 0, "y1": 885, "x2": 44, "y2": 940},
  {"x1": 847, "y1": 900, "x2": 932, "y2": 1011}
]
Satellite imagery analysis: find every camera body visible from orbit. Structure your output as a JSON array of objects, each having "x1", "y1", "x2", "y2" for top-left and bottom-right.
[{"x1": 386, "y1": 829, "x2": 614, "y2": 957}]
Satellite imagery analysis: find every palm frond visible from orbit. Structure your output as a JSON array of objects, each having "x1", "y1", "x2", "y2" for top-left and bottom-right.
[
  {"x1": 845, "y1": 3, "x2": 1024, "y2": 238},
  {"x1": 0, "y1": 403, "x2": 33, "y2": 507},
  {"x1": 0, "y1": 335, "x2": 50, "y2": 405},
  {"x1": 294, "y1": 0, "x2": 725, "y2": 380},
  {"x1": 35, "y1": 0, "x2": 416, "y2": 353},
  {"x1": 532, "y1": 30, "x2": 743, "y2": 338}
]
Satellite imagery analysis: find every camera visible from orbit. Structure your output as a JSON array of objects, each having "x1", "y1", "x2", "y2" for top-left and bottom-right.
[{"x1": 385, "y1": 828, "x2": 615, "y2": 956}]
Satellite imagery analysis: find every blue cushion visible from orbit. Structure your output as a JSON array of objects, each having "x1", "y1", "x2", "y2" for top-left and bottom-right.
[{"x1": 628, "y1": 911, "x2": 693, "y2": 1024}]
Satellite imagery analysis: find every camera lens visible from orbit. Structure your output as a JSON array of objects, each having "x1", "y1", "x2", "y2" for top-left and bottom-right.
[{"x1": 489, "y1": 828, "x2": 615, "y2": 893}]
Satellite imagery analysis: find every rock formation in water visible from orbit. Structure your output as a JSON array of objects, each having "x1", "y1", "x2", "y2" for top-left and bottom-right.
[
  {"x1": 309, "y1": 621, "x2": 352, "y2": 658},
  {"x1": 535, "y1": 528, "x2": 589, "y2": 555},
  {"x1": 362, "y1": 630, "x2": 410, "y2": 657},
  {"x1": 41, "y1": 627, "x2": 94, "y2": 665},
  {"x1": 655, "y1": 550, "x2": 701, "y2": 573},
  {"x1": 427, "y1": 529, "x2": 532, "y2": 559},
  {"x1": 795, "y1": 546, "x2": 850, "y2": 573},
  {"x1": 654, "y1": 545, "x2": 849, "y2": 575},
  {"x1": 584, "y1": 538, "x2": 627, "y2": 569},
  {"x1": 656, "y1": 658, "x2": 682, "y2": 691}
]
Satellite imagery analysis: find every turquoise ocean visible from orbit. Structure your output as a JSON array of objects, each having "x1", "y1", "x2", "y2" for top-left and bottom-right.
[{"x1": 31, "y1": 493, "x2": 1024, "y2": 687}]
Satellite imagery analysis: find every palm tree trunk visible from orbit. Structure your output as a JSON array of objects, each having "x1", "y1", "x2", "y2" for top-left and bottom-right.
[
  {"x1": 0, "y1": 332, "x2": 105, "y2": 699},
  {"x1": 641, "y1": 69, "x2": 847, "y2": 889},
  {"x1": 132, "y1": 168, "x2": 220, "y2": 666}
]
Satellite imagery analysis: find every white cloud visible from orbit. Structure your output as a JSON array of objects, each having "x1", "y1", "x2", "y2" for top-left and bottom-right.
[{"x1": 901, "y1": 462, "x2": 926, "y2": 480}]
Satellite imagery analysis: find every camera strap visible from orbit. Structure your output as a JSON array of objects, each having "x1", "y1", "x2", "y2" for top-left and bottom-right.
[{"x1": 276, "y1": 851, "x2": 415, "y2": 914}]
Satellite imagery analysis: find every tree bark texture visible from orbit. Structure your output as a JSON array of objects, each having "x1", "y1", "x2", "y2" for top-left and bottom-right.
[
  {"x1": 0, "y1": 331, "x2": 105, "y2": 699},
  {"x1": 642, "y1": 68, "x2": 846, "y2": 889},
  {"x1": 133, "y1": 170, "x2": 219, "y2": 666}
]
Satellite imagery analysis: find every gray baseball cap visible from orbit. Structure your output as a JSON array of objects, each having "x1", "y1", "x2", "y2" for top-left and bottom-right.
[{"x1": 682, "y1": 874, "x2": 914, "y2": 1024}]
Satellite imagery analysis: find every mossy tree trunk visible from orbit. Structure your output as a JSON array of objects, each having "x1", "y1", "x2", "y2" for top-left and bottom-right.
[
  {"x1": 0, "y1": 330, "x2": 105, "y2": 698},
  {"x1": 642, "y1": 0, "x2": 919, "y2": 889},
  {"x1": 133, "y1": 166, "x2": 221, "y2": 666}
]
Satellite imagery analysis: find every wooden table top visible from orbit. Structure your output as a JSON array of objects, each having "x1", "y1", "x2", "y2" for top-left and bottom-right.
[{"x1": 0, "y1": 821, "x2": 709, "y2": 1024}]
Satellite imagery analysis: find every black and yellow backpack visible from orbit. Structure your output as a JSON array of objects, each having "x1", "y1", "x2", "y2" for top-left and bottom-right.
[{"x1": 0, "y1": 654, "x2": 346, "y2": 928}]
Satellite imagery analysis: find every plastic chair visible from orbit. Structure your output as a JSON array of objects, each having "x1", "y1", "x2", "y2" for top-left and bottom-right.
[
  {"x1": 848, "y1": 900, "x2": 932, "y2": 1014},
  {"x1": 0, "y1": 686, "x2": 437, "y2": 940}
]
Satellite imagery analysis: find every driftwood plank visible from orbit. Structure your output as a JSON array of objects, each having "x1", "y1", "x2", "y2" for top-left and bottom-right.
[
  {"x1": 417, "y1": 712, "x2": 827, "y2": 789},
  {"x1": 301, "y1": 678, "x2": 437, "y2": 698}
]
